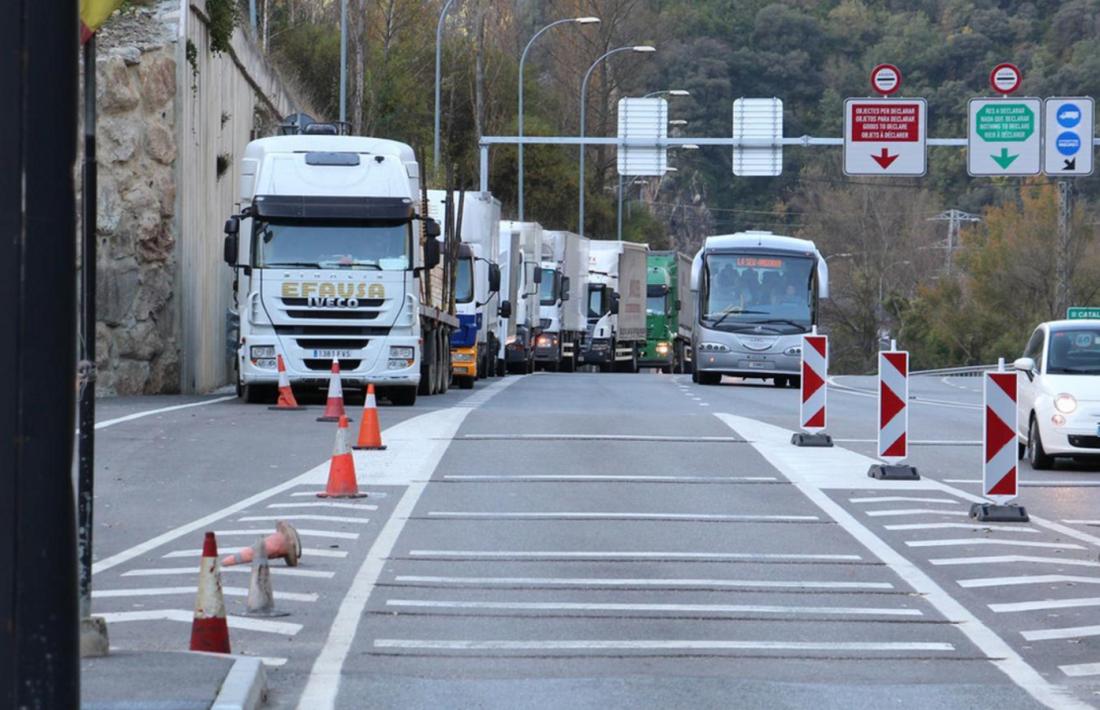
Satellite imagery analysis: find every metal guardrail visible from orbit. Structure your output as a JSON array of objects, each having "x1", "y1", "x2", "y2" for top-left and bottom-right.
[{"x1": 911, "y1": 364, "x2": 999, "y2": 377}]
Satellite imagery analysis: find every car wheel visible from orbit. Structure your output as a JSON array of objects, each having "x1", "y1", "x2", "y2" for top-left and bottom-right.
[{"x1": 1028, "y1": 417, "x2": 1055, "y2": 470}]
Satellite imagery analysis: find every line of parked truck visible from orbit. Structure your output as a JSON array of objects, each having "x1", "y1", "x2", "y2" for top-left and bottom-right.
[{"x1": 223, "y1": 117, "x2": 827, "y2": 405}]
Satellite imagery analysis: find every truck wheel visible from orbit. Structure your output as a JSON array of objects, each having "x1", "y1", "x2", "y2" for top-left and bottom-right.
[
  {"x1": 242, "y1": 384, "x2": 275, "y2": 404},
  {"x1": 458, "y1": 376, "x2": 474, "y2": 390},
  {"x1": 660, "y1": 364, "x2": 673, "y2": 375},
  {"x1": 419, "y1": 331, "x2": 435, "y2": 396},
  {"x1": 388, "y1": 386, "x2": 417, "y2": 406},
  {"x1": 561, "y1": 354, "x2": 575, "y2": 372},
  {"x1": 691, "y1": 367, "x2": 699, "y2": 383}
]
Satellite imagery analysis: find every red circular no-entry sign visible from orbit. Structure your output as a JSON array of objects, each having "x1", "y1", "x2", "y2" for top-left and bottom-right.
[
  {"x1": 990, "y1": 63, "x2": 1021, "y2": 95},
  {"x1": 870, "y1": 64, "x2": 902, "y2": 96}
]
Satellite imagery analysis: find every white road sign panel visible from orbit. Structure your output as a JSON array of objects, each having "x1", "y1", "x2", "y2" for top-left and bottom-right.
[
  {"x1": 843, "y1": 98, "x2": 927, "y2": 176},
  {"x1": 732, "y1": 98, "x2": 783, "y2": 177},
  {"x1": 1044, "y1": 97, "x2": 1094, "y2": 176},
  {"x1": 617, "y1": 97, "x2": 668, "y2": 176},
  {"x1": 967, "y1": 98, "x2": 1042, "y2": 176}
]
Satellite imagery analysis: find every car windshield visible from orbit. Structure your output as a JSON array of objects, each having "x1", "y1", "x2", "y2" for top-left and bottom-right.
[
  {"x1": 702, "y1": 254, "x2": 814, "y2": 333},
  {"x1": 539, "y1": 269, "x2": 558, "y2": 305},
  {"x1": 254, "y1": 219, "x2": 410, "y2": 270},
  {"x1": 1047, "y1": 327, "x2": 1100, "y2": 374},
  {"x1": 455, "y1": 256, "x2": 473, "y2": 303}
]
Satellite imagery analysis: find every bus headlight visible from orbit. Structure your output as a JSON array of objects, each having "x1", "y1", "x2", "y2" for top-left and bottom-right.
[
  {"x1": 784, "y1": 345, "x2": 802, "y2": 357},
  {"x1": 1054, "y1": 393, "x2": 1077, "y2": 414},
  {"x1": 699, "y1": 342, "x2": 730, "y2": 353}
]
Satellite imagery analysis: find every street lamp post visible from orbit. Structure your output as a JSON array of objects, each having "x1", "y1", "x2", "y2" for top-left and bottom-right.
[
  {"x1": 617, "y1": 91, "x2": 689, "y2": 241},
  {"x1": 518, "y1": 16, "x2": 600, "y2": 222},
  {"x1": 579, "y1": 45, "x2": 655, "y2": 239},
  {"x1": 434, "y1": 0, "x2": 458, "y2": 178},
  {"x1": 339, "y1": 0, "x2": 348, "y2": 122}
]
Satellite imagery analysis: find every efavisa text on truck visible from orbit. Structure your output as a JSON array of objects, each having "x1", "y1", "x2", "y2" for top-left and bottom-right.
[
  {"x1": 222, "y1": 116, "x2": 457, "y2": 407},
  {"x1": 690, "y1": 231, "x2": 828, "y2": 387}
]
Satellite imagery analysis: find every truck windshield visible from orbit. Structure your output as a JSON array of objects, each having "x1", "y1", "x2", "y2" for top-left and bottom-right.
[
  {"x1": 1046, "y1": 328, "x2": 1100, "y2": 374},
  {"x1": 254, "y1": 219, "x2": 410, "y2": 270},
  {"x1": 647, "y1": 285, "x2": 668, "y2": 315},
  {"x1": 539, "y1": 269, "x2": 558, "y2": 305},
  {"x1": 702, "y1": 254, "x2": 815, "y2": 333},
  {"x1": 587, "y1": 285, "x2": 607, "y2": 319},
  {"x1": 455, "y1": 256, "x2": 474, "y2": 304}
]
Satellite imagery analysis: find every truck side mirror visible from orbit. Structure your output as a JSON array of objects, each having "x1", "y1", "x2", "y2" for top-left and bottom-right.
[
  {"x1": 675, "y1": 300, "x2": 682, "y2": 311},
  {"x1": 224, "y1": 216, "x2": 240, "y2": 236},
  {"x1": 610, "y1": 291, "x2": 620, "y2": 315},
  {"x1": 533, "y1": 267, "x2": 543, "y2": 285},
  {"x1": 561, "y1": 276, "x2": 571, "y2": 301},
  {"x1": 423, "y1": 236, "x2": 441, "y2": 270},
  {"x1": 499, "y1": 300, "x2": 512, "y2": 319},
  {"x1": 488, "y1": 263, "x2": 501, "y2": 293},
  {"x1": 424, "y1": 218, "x2": 441, "y2": 238}
]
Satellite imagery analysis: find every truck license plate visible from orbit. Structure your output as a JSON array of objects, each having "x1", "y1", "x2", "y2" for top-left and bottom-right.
[{"x1": 313, "y1": 350, "x2": 352, "y2": 359}]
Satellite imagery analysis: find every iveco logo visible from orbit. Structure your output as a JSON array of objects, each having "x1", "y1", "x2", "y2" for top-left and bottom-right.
[{"x1": 307, "y1": 296, "x2": 360, "y2": 308}]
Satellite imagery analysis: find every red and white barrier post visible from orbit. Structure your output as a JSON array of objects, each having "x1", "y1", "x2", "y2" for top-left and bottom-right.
[
  {"x1": 792, "y1": 328, "x2": 833, "y2": 447},
  {"x1": 971, "y1": 358, "x2": 1028, "y2": 521},
  {"x1": 868, "y1": 342, "x2": 919, "y2": 480}
]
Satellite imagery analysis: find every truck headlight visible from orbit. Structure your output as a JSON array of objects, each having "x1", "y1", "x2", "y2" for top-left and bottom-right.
[
  {"x1": 388, "y1": 358, "x2": 409, "y2": 370},
  {"x1": 454, "y1": 352, "x2": 475, "y2": 362},
  {"x1": 250, "y1": 345, "x2": 276, "y2": 359},
  {"x1": 254, "y1": 358, "x2": 277, "y2": 369},
  {"x1": 389, "y1": 346, "x2": 415, "y2": 360},
  {"x1": 1054, "y1": 393, "x2": 1078, "y2": 414},
  {"x1": 656, "y1": 342, "x2": 670, "y2": 355}
]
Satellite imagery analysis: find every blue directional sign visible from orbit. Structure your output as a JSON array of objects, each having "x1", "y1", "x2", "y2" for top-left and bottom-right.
[{"x1": 1044, "y1": 97, "x2": 1094, "y2": 176}]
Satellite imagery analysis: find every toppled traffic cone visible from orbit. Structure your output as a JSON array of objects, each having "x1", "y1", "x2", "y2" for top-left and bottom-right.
[
  {"x1": 243, "y1": 536, "x2": 288, "y2": 617},
  {"x1": 269, "y1": 354, "x2": 305, "y2": 411},
  {"x1": 318, "y1": 415, "x2": 366, "y2": 498},
  {"x1": 352, "y1": 384, "x2": 386, "y2": 450},
  {"x1": 317, "y1": 358, "x2": 350, "y2": 422},
  {"x1": 190, "y1": 532, "x2": 230, "y2": 653},
  {"x1": 221, "y1": 520, "x2": 302, "y2": 568}
]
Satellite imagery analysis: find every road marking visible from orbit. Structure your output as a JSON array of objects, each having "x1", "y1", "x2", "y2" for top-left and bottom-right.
[
  {"x1": 930, "y1": 555, "x2": 1099, "y2": 568},
  {"x1": 289, "y1": 490, "x2": 388, "y2": 498},
  {"x1": 122, "y1": 567, "x2": 334, "y2": 579},
  {"x1": 835, "y1": 439, "x2": 981, "y2": 446},
  {"x1": 883, "y1": 523, "x2": 1038, "y2": 533},
  {"x1": 863, "y1": 508, "x2": 970, "y2": 518},
  {"x1": 458, "y1": 434, "x2": 741, "y2": 442},
  {"x1": 267, "y1": 502, "x2": 378, "y2": 511},
  {"x1": 95, "y1": 396, "x2": 236, "y2": 430},
  {"x1": 390, "y1": 575, "x2": 894, "y2": 591},
  {"x1": 215, "y1": 528, "x2": 359, "y2": 540},
  {"x1": 372, "y1": 639, "x2": 955, "y2": 653},
  {"x1": 238, "y1": 514, "x2": 370, "y2": 525},
  {"x1": 1023, "y1": 625, "x2": 1100, "y2": 642},
  {"x1": 1059, "y1": 662, "x2": 1100, "y2": 677},
  {"x1": 849, "y1": 496, "x2": 960, "y2": 504},
  {"x1": 942, "y1": 479, "x2": 981, "y2": 483},
  {"x1": 715, "y1": 412, "x2": 1088, "y2": 710},
  {"x1": 423, "y1": 511, "x2": 821, "y2": 522},
  {"x1": 959, "y1": 575, "x2": 1100, "y2": 589},
  {"x1": 906, "y1": 539, "x2": 1083, "y2": 550},
  {"x1": 162, "y1": 548, "x2": 349, "y2": 559},
  {"x1": 297, "y1": 377, "x2": 519, "y2": 710},
  {"x1": 1064, "y1": 520, "x2": 1100, "y2": 525},
  {"x1": 92, "y1": 586, "x2": 318, "y2": 602},
  {"x1": 97, "y1": 609, "x2": 301, "y2": 636},
  {"x1": 441, "y1": 475, "x2": 778, "y2": 483},
  {"x1": 383, "y1": 599, "x2": 918, "y2": 616},
  {"x1": 406, "y1": 550, "x2": 863, "y2": 562},
  {"x1": 991, "y1": 597, "x2": 1100, "y2": 613}
]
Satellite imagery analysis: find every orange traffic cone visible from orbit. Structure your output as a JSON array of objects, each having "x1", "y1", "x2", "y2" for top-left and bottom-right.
[
  {"x1": 269, "y1": 355, "x2": 305, "y2": 411},
  {"x1": 352, "y1": 384, "x2": 386, "y2": 450},
  {"x1": 317, "y1": 358, "x2": 350, "y2": 422},
  {"x1": 318, "y1": 416, "x2": 366, "y2": 498},
  {"x1": 190, "y1": 532, "x2": 231, "y2": 654},
  {"x1": 221, "y1": 520, "x2": 302, "y2": 567}
]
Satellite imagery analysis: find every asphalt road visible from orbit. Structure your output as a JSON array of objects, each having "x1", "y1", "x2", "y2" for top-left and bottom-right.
[{"x1": 87, "y1": 371, "x2": 1100, "y2": 709}]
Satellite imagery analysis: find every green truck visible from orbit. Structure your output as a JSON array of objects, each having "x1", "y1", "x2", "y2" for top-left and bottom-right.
[{"x1": 640, "y1": 251, "x2": 693, "y2": 373}]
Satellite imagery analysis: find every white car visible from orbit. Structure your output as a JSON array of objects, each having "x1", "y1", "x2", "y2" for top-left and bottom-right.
[{"x1": 1014, "y1": 320, "x2": 1100, "y2": 469}]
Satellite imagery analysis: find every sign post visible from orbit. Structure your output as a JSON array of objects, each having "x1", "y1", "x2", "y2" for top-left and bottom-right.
[
  {"x1": 971, "y1": 359, "x2": 1029, "y2": 522},
  {"x1": 1043, "y1": 97, "x2": 1094, "y2": 176},
  {"x1": 868, "y1": 344, "x2": 920, "y2": 480},
  {"x1": 792, "y1": 329, "x2": 833, "y2": 447}
]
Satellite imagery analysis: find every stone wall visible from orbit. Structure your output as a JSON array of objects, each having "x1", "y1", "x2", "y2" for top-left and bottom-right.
[{"x1": 91, "y1": 1, "x2": 302, "y2": 395}]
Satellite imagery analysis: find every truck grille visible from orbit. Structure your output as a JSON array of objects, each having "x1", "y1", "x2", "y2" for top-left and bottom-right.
[
  {"x1": 273, "y1": 325, "x2": 388, "y2": 337},
  {"x1": 296, "y1": 339, "x2": 369, "y2": 350},
  {"x1": 304, "y1": 359, "x2": 362, "y2": 371},
  {"x1": 281, "y1": 297, "x2": 385, "y2": 320}
]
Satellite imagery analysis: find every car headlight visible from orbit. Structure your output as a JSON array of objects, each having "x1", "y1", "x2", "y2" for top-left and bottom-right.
[
  {"x1": 389, "y1": 346, "x2": 415, "y2": 360},
  {"x1": 250, "y1": 345, "x2": 276, "y2": 359},
  {"x1": 699, "y1": 342, "x2": 730, "y2": 353},
  {"x1": 1054, "y1": 393, "x2": 1078, "y2": 414}
]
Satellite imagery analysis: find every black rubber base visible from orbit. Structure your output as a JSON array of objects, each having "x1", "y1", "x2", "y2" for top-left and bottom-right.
[
  {"x1": 316, "y1": 416, "x2": 353, "y2": 422},
  {"x1": 969, "y1": 503, "x2": 1029, "y2": 522},
  {"x1": 317, "y1": 492, "x2": 368, "y2": 499},
  {"x1": 268, "y1": 405, "x2": 307, "y2": 411},
  {"x1": 867, "y1": 464, "x2": 921, "y2": 480},
  {"x1": 791, "y1": 433, "x2": 834, "y2": 447},
  {"x1": 352, "y1": 445, "x2": 387, "y2": 451}
]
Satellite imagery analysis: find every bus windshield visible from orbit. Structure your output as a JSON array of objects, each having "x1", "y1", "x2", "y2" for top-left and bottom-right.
[
  {"x1": 254, "y1": 219, "x2": 410, "y2": 270},
  {"x1": 702, "y1": 254, "x2": 815, "y2": 333}
]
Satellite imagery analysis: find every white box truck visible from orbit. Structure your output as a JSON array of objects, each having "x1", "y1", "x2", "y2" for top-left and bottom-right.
[
  {"x1": 222, "y1": 122, "x2": 455, "y2": 407},
  {"x1": 498, "y1": 221, "x2": 542, "y2": 374},
  {"x1": 426, "y1": 190, "x2": 502, "y2": 388},
  {"x1": 582, "y1": 240, "x2": 648, "y2": 372},
  {"x1": 535, "y1": 230, "x2": 589, "y2": 371}
]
